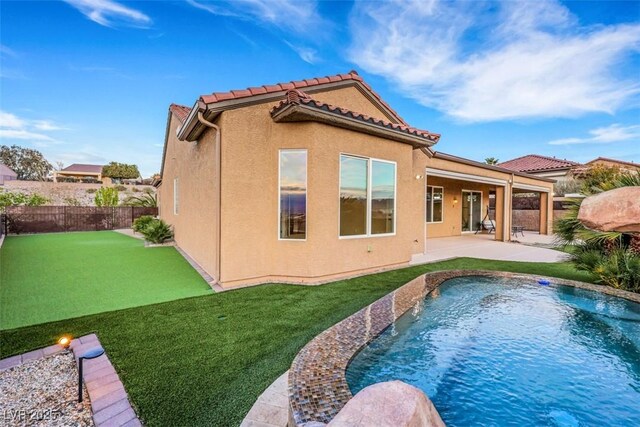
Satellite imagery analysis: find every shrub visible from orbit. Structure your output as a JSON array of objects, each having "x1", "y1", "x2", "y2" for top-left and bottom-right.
[
  {"x1": 115, "y1": 185, "x2": 127, "y2": 192},
  {"x1": 572, "y1": 246, "x2": 640, "y2": 292},
  {"x1": 80, "y1": 178, "x2": 102, "y2": 184},
  {"x1": 57, "y1": 177, "x2": 79, "y2": 183},
  {"x1": 140, "y1": 218, "x2": 173, "y2": 244},
  {"x1": 63, "y1": 197, "x2": 81, "y2": 206},
  {"x1": 86, "y1": 188, "x2": 97, "y2": 194},
  {"x1": 132, "y1": 186, "x2": 141, "y2": 192},
  {"x1": 132, "y1": 215, "x2": 155, "y2": 233},
  {"x1": 94, "y1": 187, "x2": 119, "y2": 207},
  {"x1": 0, "y1": 190, "x2": 49, "y2": 212},
  {"x1": 123, "y1": 192, "x2": 157, "y2": 207}
]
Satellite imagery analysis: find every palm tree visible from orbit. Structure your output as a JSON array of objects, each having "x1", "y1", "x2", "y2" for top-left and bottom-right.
[{"x1": 485, "y1": 157, "x2": 499, "y2": 165}]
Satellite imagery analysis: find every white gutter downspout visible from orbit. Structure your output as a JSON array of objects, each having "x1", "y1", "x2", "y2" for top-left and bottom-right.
[{"x1": 197, "y1": 111, "x2": 222, "y2": 285}]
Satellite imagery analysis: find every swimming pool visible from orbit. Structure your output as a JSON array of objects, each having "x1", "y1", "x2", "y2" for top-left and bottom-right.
[{"x1": 346, "y1": 276, "x2": 640, "y2": 426}]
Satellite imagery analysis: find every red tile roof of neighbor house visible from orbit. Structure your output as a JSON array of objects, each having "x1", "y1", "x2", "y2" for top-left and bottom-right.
[
  {"x1": 61, "y1": 164, "x2": 103, "y2": 173},
  {"x1": 196, "y1": 70, "x2": 408, "y2": 125},
  {"x1": 169, "y1": 104, "x2": 191, "y2": 123},
  {"x1": 498, "y1": 154, "x2": 582, "y2": 172},
  {"x1": 586, "y1": 157, "x2": 639, "y2": 168},
  {"x1": 271, "y1": 89, "x2": 440, "y2": 143}
]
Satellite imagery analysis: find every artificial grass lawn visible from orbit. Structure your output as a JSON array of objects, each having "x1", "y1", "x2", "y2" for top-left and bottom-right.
[
  {"x1": 0, "y1": 231, "x2": 211, "y2": 330},
  {"x1": 0, "y1": 257, "x2": 594, "y2": 426}
]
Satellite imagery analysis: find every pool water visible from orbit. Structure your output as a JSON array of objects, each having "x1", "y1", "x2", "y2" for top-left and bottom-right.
[{"x1": 346, "y1": 276, "x2": 640, "y2": 426}]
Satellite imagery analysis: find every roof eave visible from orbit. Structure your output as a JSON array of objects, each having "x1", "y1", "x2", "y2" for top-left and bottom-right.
[
  {"x1": 180, "y1": 80, "x2": 406, "y2": 142},
  {"x1": 272, "y1": 103, "x2": 435, "y2": 150},
  {"x1": 434, "y1": 152, "x2": 556, "y2": 183}
]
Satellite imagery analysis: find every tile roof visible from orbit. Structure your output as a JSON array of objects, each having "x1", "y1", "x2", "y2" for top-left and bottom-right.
[
  {"x1": 271, "y1": 89, "x2": 440, "y2": 143},
  {"x1": 61, "y1": 164, "x2": 104, "y2": 173},
  {"x1": 586, "y1": 157, "x2": 639, "y2": 168},
  {"x1": 198, "y1": 70, "x2": 408, "y2": 125},
  {"x1": 0, "y1": 163, "x2": 17, "y2": 176},
  {"x1": 169, "y1": 104, "x2": 191, "y2": 124},
  {"x1": 498, "y1": 154, "x2": 581, "y2": 173}
]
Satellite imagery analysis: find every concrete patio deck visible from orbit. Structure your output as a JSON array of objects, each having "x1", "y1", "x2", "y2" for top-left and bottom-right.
[{"x1": 411, "y1": 232, "x2": 568, "y2": 265}]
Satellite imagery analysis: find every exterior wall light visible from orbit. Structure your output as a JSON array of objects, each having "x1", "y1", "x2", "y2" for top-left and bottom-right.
[
  {"x1": 415, "y1": 174, "x2": 423, "y2": 180},
  {"x1": 58, "y1": 336, "x2": 71, "y2": 350},
  {"x1": 78, "y1": 346, "x2": 105, "y2": 403},
  {"x1": 453, "y1": 197, "x2": 458, "y2": 205}
]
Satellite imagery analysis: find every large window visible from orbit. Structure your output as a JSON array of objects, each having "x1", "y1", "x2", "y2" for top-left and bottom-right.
[
  {"x1": 426, "y1": 185, "x2": 443, "y2": 223},
  {"x1": 340, "y1": 154, "x2": 396, "y2": 237},
  {"x1": 279, "y1": 150, "x2": 307, "y2": 240}
]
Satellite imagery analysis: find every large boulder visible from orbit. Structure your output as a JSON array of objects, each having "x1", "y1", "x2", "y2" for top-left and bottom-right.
[
  {"x1": 578, "y1": 187, "x2": 640, "y2": 233},
  {"x1": 328, "y1": 381, "x2": 445, "y2": 427}
]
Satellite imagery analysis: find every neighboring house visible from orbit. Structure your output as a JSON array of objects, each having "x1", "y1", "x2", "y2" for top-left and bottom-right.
[
  {"x1": 53, "y1": 164, "x2": 108, "y2": 183},
  {"x1": 158, "y1": 71, "x2": 554, "y2": 289},
  {"x1": 499, "y1": 154, "x2": 640, "y2": 181},
  {"x1": 0, "y1": 163, "x2": 18, "y2": 185},
  {"x1": 498, "y1": 154, "x2": 582, "y2": 182},
  {"x1": 579, "y1": 157, "x2": 640, "y2": 174}
]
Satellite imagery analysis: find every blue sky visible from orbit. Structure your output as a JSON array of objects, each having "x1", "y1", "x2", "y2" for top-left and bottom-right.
[{"x1": 1, "y1": 0, "x2": 639, "y2": 177}]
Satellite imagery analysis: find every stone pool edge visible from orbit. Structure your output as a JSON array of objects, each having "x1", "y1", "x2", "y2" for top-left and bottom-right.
[{"x1": 287, "y1": 270, "x2": 640, "y2": 426}]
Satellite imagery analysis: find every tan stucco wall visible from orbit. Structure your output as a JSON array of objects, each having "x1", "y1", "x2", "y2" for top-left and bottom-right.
[
  {"x1": 159, "y1": 115, "x2": 219, "y2": 280},
  {"x1": 310, "y1": 86, "x2": 398, "y2": 123},
  {"x1": 160, "y1": 84, "x2": 554, "y2": 288},
  {"x1": 218, "y1": 95, "x2": 421, "y2": 286}
]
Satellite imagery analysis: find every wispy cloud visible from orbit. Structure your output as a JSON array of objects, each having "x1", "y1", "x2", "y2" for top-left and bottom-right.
[
  {"x1": 0, "y1": 44, "x2": 17, "y2": 57},
  {"x1": 549, "y1": 124, "x2": 640, "y2": 145},
  {"x1": 284, "y1": 41, "x2": 318, "y2": 64},
  {"x1": 349, "y1": 0, "x2": 640, "y2": 122},
  {"x1": 0, "y1": 111, "x2": 68, "y2": 145},
  {"x1": 186, "y1": 0, "x2": 326, "y2": 62},
  {"x1": 186, "y1": 0, "x2": 324, "y2": 34},
  {"x1": 63, "y1": 0, "x2": 152, "y2": 28}
]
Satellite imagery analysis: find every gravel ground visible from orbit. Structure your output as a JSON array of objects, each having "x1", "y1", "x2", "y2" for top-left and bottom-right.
[{"x1": 0, "y1": 352, "x2": 93, "y2": 426}]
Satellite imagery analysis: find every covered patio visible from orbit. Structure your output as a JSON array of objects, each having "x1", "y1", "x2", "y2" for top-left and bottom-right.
[{"x1": 411, "y1": 232, "x2": 567, "y2": 264}]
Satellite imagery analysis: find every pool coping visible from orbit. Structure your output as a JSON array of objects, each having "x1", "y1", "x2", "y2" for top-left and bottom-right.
[{"x1": 287, "y1": 270, "x2": 640, "y2": 425}]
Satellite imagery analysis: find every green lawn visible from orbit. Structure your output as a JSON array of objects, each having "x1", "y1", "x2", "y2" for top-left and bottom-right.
[
  {"x1": 0, "y1": 231, "x2": 212, "y2": 329},
  {"x1": 0, "y1": 257, "x2": 594, "y2": 426}
]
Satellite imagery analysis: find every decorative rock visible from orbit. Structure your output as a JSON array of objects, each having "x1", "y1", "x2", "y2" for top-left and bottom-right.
[
  {"x1": 328, "y1": 381, "x2": 445, "y2": 427},
  {"x1": 578, "y1": 187, "x2": 640, "y2": 233}
]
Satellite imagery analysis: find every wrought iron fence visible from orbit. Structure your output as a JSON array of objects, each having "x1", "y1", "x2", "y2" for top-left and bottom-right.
[{"x1": 4, "y1": 206, "x2": 158, "y2": 234}]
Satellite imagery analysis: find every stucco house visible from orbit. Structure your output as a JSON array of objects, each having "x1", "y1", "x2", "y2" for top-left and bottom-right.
[
  {"x1": 53, "y1": 163, "x2": 107, "y2": 183},
  {"x1": 0, "y1": 163, "x2": 18, "y2": 185},
  {"x1": 499, "y1": 154, "x2": 639, "y2": 181},
  {"x1": 158, "y1": 71, "x2": 554, "y2": 289},
  {"x1": 498, "y1": 154, "x2": 581, "y2": 182}
]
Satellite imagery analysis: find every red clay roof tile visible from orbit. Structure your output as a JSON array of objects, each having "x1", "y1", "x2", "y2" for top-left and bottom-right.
[
  {"x1": 195, "y1": 71, "x2": 408, "y2": 125},
  {"x1": 169, "y1": 104, "x2": 191, "y2": 123},
  {"x1": 498, "y1": 154, "x2": 581, "y2": 172}
]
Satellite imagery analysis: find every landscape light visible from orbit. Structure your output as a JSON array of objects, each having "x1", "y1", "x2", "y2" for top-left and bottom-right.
[
  {"x1": 78, "y1": 346, "x2": 105, "y2": 403},
  {"x1": 58, "y1": 336, "x2": 71, "y2": 349}
]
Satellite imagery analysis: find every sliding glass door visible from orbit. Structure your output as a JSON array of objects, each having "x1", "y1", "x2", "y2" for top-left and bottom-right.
[{"x1": 461, "y1": 190, "x2": 482, "y2": 232}]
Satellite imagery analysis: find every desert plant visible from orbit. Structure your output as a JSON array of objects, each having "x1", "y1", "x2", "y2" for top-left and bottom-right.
[
  {"x1": 123, "y1": 192, "x2": 157, "y2": 207},
  {"x1": 115, "y1": 185, "x2": 127, "y2": 192},
  {"x1": 94, "y1": 187, "x2": 119, "y2": 207},
  {"x1": 555, "y1": 170, "x2": 640, "y2": 292},
  {"x1": 132, "y1": 215, "x2": 155, "y2": 233},
  {"x1": 86, "y1": 188, "x2": 97, "y2": 194},
  {"x1": 140, "y1": 218, "x2": 173, "y2": 244},
  {"x1": 0, "y1": 190, "x2": 49, "y2": 212},
  {"x1": 63, "y1": 197, "x2": 82, "y2": 206},
  {"x1": 554, "y1": 178, "x2": 583, "y2": 197}
]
